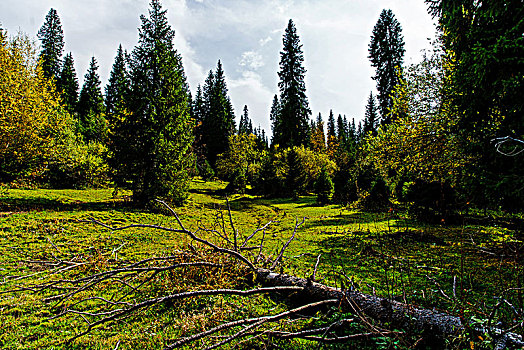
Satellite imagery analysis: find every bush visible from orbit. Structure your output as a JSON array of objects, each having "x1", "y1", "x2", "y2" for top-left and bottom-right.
[
  {"x1": 45, "y1": 141, "x2": 110, "y2": 189},
  {"x1": 314, "y1": 168, "x2": 334, "y2": 204},
  {"x1": 402, "y1": 179, "x2": 457, "y2": 223}
]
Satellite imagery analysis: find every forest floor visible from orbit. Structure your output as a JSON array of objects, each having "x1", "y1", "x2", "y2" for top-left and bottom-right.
[{"x1": 0, "y1": 178, "x2": 522, "y2": 349}]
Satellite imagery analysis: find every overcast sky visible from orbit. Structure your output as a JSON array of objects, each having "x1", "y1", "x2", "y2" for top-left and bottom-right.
[{"x1": 0, "y1": 0, "x2": 437, "y2": 133}]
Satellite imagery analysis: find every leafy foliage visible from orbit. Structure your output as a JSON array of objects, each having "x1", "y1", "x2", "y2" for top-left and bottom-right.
[
  {"x1": 425, "y1": 0, "x2": 524, "y2": 211},
  {"x1": 0, "y1": 31, "x2": 76, "y2": 183},
  {"x1": 314, "y1": 167, "x2": 334, "y2": 204},
  {"x1": 216, "y1": 134, "x2": 266, "y2": 193}
]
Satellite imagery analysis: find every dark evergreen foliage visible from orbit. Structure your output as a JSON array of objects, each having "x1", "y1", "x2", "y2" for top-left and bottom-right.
[
  {"x1": 273, "y1": 19, "x2": 311, "y2": 148},
  {"x1": 37, "y1": 8, "x2": 64, "y2": 80},
  {"x1": 239, "y1": 105, "x2": 253, "y2": 134},
  {"x1": 327, "y1": 109, "x2": 336, "y2": 138},
  {"x1": 117, "y1": 0, "x2": 194, "y2": 205},
  {"x1": 363, "y1": 92, "x2": 378, "y2": 136},
  {"x1": 77, "y1": 57, "x2": 107, "y2": 143},
  {"x1": 57, "y1": 52, "x2": 78, "y2": 115},
  {"x1": 200, "y1": 61, "x2": 236, "y2": 167},
  {"x1": 269, "y1": 94, "x2": 281, "y2": 145},
  {"x1": 105, "y1": 45, "x2": 129, "y2": 117},
  {"x1": 368, "y1": 9, "x2": 405, "y2": 125},
  {"x1": 426, "y1": 0, "x2": 524, "y2": 211}
]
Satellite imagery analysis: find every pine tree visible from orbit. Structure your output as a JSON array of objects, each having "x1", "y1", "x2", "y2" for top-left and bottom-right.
[
  {"x1": 37, "y1": 8, "x2": 64, "y2": 80},
  {"x1": 105, "y1": 45, "x2": 129, "y2": 117},
  {"x1": 327, "y1": 110, "x2": 336, "y2": 138},
  {"x1": 201, "y1": 60, "x2": 236, "y2": 167},
  {"x1": 239, "y1": 105, "x2": 253, "y2": 134},
  {"x1": 348, "y1": 118, "x2": 357, "y2": 147},
  {"x1": 273, "y1": 19, "x2": 311, "y2": 148},
  {"x1": 121, "y1": 0, "x2": 194, "y2": 205},
  {"x1": 269, "y1": 94, "x2": 281, "y2": 146},
  {"x1": 310, "y1": 112, "x2": 326, "y2": 153},
  {"x1": 57, "y1": 52, "x2": 78, "y2": 115},
  {"x1": 336, "y1": 114, "x2": 347, "y2": 142},
  {"x1": 363, "y1": 92, "x2": 378, "y2": 136},
  {"x1": 368, "y1": 9, "x2": 405, "y2": 125},
  {"x1": 77, "y1": 57, "x2": 107, "y2": 143},
  {"x1": 193, "y1": 84, "x2": 205, "y2": 126},
  {"x1": 326, "y1": 109, "x2": 338, "y2": 158}
]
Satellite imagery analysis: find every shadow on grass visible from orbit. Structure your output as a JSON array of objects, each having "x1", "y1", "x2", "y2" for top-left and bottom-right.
[{"x1": 0, "y1": 197, "x2": 135, "y2": 213}]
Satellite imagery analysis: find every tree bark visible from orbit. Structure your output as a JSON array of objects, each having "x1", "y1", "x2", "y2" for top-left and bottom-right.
[{"x1": 256, "y1": 268, "x2": 524, "y2": 348}]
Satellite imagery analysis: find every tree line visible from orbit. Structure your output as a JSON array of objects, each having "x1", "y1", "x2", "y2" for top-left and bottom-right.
[{"x1": 0, "y1": 0, "x2": 522, "y2": 215}]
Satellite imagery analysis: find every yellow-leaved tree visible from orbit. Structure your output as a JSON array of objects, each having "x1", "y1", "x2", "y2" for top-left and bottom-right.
[{"x1": 0, "y1": 30, "x2": 77, "y2": 183}]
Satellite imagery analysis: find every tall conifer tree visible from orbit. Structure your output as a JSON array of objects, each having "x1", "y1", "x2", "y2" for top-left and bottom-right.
[
  {"x1": 105, "y1": 45, "x2": 129, "y2": 117},
  {"x1": 57, "y1": 52, "x2": 78, "y2": 115},
  {"x1": 77, "y1": 56, "x2": 107, "y2": 143},
  {"x1": 239, "y1": 105, "x2": 253, "y2": 135},
  {"x1": 363, "y1": 92, "x2": 378, "y2": 136},
  {"x1": 37, "y1": 8, "x2": 64, "y2": 80},
  {"x1": 273, "y1": 19, "x2": 311, "y2": 148},
  {"x1": 368, "y1": 9, "x2": 405, "y2": 125},
  {"x1": 327, "y1": 110, "x2": 336, "y2": 138},
  {"x1": 200, "y1": 60, "x2": 236, "y2": 167},
  {"x1": 121, "y1": 0, "x2": 194, "y2": 205},
  {"x1": 269, "y1": 94, "x2": 281, "y2": 146}
]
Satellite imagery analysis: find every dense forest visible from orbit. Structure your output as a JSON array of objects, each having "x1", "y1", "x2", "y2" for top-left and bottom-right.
[{"x1": 1, "y1": 0, "x2": 523, "y2": 349}]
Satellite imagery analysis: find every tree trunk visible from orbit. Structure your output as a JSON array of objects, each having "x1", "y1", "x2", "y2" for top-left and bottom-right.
[{"x1": 256, "y1": 268, "x2": 524, "y2": 348}]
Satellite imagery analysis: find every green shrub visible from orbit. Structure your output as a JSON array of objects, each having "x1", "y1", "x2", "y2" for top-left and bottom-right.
[{"x1": 314, "y1": 168, "x2": 334, "y2": 204}]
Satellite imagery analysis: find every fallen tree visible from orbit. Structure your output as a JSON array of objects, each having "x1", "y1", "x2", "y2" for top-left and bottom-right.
[{"x1": 3, "y1": 199, "x2": 523, "y2": 349}]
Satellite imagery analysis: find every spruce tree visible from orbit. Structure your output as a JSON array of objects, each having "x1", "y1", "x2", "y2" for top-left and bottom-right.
[
  {"x1": 122, "y1": 0, "x2": 194, "y2": 205},
  {"x1": 273, "y1": 19, "x2": 311, "y2": 148},
  {"x1": 363, "y1": 92, "x2": 378, "y2": 136},
  {"x1": 326, "y1": 109, "x2": 338, "y2": 157},
  {"x1": 327, "y1": 109, "x2": 336, "y2": 138},
  {"x1": 201, "y1": 60, "x2": 236, "y2": 167},
  {"x1": 193, "y1": 84, "x2": 205, "y2": 127},
  {"x1": 239, "y1": 105, "x2": 253, "y2": 134},
  {"x1": 105, "y1": 45, "x2": 129, "y2": 117},
  {"x1": 269, "y1": 94, "x2": 281, "y2": 146},
  {"x1": 37, "y1": 8, "x2": 64, "y2": 80},
  {"x1": 57, "y1": 52, "x2": 78, "y2": 115},
  {"x1": 368, "y1": 9, "x2": 405, "y2": 125},
  {"x1": 310, "y1": 112, "x2": 326, "y2": 153},
  {"x1": 77, "y1": 56, "x2": 107, "y2": 143}
]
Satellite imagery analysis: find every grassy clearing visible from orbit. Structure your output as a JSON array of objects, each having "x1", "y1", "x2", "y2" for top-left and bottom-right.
[{"x1": 0, "y1": 179, "x2": 522, "y2": 349}]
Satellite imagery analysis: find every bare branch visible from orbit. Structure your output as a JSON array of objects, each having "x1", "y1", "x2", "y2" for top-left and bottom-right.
[
  {"x1": 270, "y1": 217, "x2": 306, "y2": 270},
  {"x1": 68, "y1": 286, "x2": 304, "y2": 343},
  {"x1": 164, "y1": 299, "x2": 338, "y2": 349}
]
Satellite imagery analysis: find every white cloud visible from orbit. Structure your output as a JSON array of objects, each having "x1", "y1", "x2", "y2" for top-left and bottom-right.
[
  {"x1": 0, "y1": 0, "x2": 437, "y2": 131},
  {"x1": 259, "y1": 36, "x2": 272, "y2": 46},
  {"x1": 239, "y1": 51, "x2": 264, "y2": 70},
  {"x1": 228, "y1": 71, "x2": 274, "y2": 133}
]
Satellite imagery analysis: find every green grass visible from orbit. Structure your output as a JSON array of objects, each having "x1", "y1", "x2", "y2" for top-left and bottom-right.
[{"x1": 0, "y1": 179, "x2": 522, "y2": 349}]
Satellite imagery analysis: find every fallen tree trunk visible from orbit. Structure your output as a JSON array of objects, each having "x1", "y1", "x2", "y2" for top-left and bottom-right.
[{"x1": 256, "y1": 268, "x2": 524, "y2": 349}]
